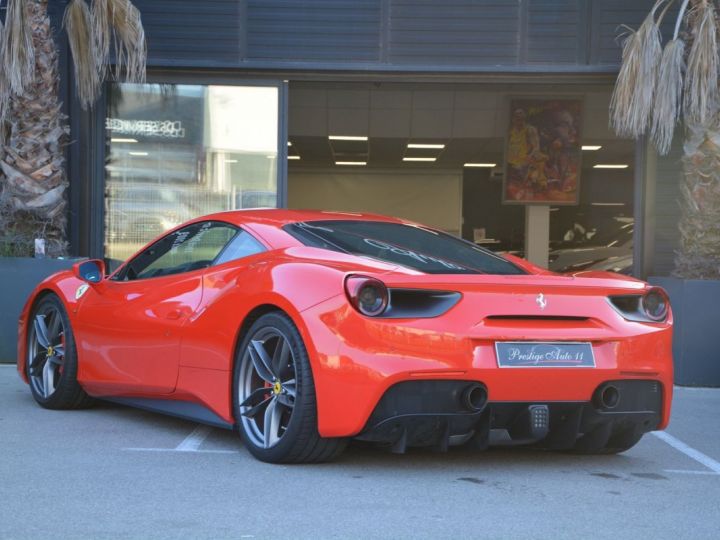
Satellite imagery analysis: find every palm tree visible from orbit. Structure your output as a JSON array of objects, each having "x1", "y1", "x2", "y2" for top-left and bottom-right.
[
  {"x1": 610, "y1": 0, "x2": 720, "y2": 279},
  {"x1": 0, "y1": 0, "x2": 146, "y2": 257}
]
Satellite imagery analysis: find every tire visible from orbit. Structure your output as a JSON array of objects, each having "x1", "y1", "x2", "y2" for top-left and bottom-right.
[
  {"x1": 233, "y1": 312, "x2": 347, "y2": 463},
  {"x1": 571, "y1": 423, "x2": 644, "y2": 455},
  {"x1": 27, "y1": 294, "x2": 94, "y2": 410}
]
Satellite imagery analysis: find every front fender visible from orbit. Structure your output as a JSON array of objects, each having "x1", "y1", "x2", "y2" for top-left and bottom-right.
[{"x1": 17, "y1": 271, "x2": 92, "y2": 382}]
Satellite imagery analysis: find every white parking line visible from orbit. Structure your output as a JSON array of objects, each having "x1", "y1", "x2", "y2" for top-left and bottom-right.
[
  {"x1": 175, "y1": 425, "x2": 213, "y2": 452},
  {"x1": 122, "y1": 424, "x2": 241, "y2": 454},
  {"x1": 653, "y1": 431, "x2": 720, "y2": 474},
  {"x1": 664, "y1": 469, "x2": 720, "y2": 476},
  {"x1": 123, "y1": 448, "x2": 238, "y2": 454}
]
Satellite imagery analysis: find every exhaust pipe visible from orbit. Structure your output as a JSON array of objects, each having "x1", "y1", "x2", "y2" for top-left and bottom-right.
[
  {"x1": 594, "y1": 384, "x2": 620, "y2": 410},
  {"x1": 461, "y1": 384, "x2": 488, "y2": 412}
]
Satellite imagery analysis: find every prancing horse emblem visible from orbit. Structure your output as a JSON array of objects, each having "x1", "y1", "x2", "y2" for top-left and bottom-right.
[
  {"x1": 75, "y1": 283, "x2": 89, "y2": 300},
  {"x1": 536, "y1": 293, "x2": 547, "y2": 310}
]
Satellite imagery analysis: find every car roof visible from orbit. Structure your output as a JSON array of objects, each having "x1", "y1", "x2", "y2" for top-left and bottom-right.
[{"x1": 198, "y1": 208, "x2": 408, "y2": 228}]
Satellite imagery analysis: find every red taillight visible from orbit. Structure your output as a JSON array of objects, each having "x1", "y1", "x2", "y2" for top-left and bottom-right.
[
  {"x1": 345, "y1": 275, "x2": 389, "y2": 317},
  {"x1": 642, "y1": 287, "x2": 669, "y2": 322}
]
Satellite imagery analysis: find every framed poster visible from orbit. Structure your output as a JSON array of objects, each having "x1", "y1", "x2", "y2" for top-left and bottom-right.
[{"x1": 503, "y1": 99, "x2": 582, "y2": 205}]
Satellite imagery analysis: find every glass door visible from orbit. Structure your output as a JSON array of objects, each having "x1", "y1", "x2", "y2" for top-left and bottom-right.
[{"x1": 104, "y1": 82, "x2": 281, "y2": 261}]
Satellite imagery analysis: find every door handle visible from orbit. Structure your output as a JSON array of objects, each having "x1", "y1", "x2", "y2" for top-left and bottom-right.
[{"x1": 166, "y1": 309, "x2": 183, "y2": 320}]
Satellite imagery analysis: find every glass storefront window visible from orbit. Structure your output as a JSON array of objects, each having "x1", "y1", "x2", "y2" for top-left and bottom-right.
[{"x1": 105, "y1": 83, "x2": 279, "y2": 260}]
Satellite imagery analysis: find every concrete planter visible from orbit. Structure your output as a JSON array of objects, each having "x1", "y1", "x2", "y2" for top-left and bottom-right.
[
  {"x1": 649, "y1": 276, "x2": 720, "y2": 387},
  {"x1": 0, "y1": 257, "x2": 81, "y2": 364}
]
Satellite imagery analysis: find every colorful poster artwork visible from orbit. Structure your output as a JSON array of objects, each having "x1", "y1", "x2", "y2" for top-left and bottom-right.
[{"x1": 503, "y1": 99, "x2": 582, "y2": 205}]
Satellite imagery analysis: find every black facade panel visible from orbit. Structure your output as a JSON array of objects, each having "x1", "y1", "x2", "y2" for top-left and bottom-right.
[
  {"x1": 526, "y1": 0, "x2": 583, "y2": 64},
  {"x1": 247, "y1": 0, "x2": 382, "y2": 62},
  {"x1": 653, "y1": 141, "x2": 683, "y2": 276},
  {"x1": 121, "y1": 0, "x2": 674, "y2": 71},
  {"x1": 134, "y1": 0, "x2": 244, "y2": 65},
  {"x1": 388, "y1": 0, "x2": 521, "y2": 65}
]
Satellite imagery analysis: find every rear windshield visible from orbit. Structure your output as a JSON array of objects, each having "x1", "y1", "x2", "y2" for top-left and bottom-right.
[{"x1": 284, "y1": 220, "x2": 526, "y2": 275}]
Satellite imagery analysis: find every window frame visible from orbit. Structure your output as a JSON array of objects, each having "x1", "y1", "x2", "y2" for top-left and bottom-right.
[{"x1": 112, "y1": 220, "x2": 239, "y2": 281}]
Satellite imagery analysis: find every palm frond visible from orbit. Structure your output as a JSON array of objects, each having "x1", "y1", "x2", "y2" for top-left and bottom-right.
[
  {"x1": 0, "y1": 0, "x2": 35, "y2": 96},
  {"x1": 63, "y1": 0, "x2": 99, "y2": 109},
  {"x1": 93, "y1": 0, "x2": 147, "y2": 83},
  {"x1": 91, "y1": 0, "x2": 112, "y2": 79},
  {"x1": 683, "y1": 0, "x2": 719, "y2": 125},
  {"x1": 610, "y1": 1, "x2": 666, "y2": 138},
  {"x1": 651, "y1": 39, "x2": 685, "y2": 155},
  {"x1": 111, "y1": 0, "x2": 147, "y2": 83}
]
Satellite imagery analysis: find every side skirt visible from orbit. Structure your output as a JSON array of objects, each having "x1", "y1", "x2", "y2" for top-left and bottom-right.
[{"x1": 103, "y1": 397, "x2": 234, "y2": 430}]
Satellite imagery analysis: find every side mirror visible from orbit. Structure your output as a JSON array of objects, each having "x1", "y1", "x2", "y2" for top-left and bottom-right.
[{"x1": 73, "y1": 259, "x2": 106, "y2": 284}]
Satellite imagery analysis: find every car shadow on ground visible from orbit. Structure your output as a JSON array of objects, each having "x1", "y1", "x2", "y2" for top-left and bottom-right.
[{"x1": 85, "y1": 398, "x2": 654, "y2": 475}]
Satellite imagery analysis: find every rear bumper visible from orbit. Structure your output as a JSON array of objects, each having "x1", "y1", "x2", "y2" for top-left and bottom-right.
[
  {"x1": 357, "y1": 379, "x2": 663, "y2": 451},
  {"x1": 300, "y1": 296, "x2": 673, "y2": 438}
]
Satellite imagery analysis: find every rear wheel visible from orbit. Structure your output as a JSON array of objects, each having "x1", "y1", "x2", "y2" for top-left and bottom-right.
[
  {"x1": 27, "y1": 295, "x2": 93, "y2": 409},
  {"x1": 233, "y1": 312, "x2": 347, "y2": 463}
]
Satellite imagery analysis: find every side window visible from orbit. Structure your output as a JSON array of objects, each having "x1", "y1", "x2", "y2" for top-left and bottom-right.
[
  {"x1": 119, "y1": 222, "x2": 237, "y2": 280},
  {"x1": 214, "y1": 229, "x2": 266, "y2": 265}
]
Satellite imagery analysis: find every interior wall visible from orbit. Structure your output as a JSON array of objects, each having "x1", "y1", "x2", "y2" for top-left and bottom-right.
[{"x1": 288, "y1": 169, "x2": 462, "y2": 235}]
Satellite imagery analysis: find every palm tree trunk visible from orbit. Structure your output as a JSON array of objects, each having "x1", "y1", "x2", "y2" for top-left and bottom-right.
[
  {"x1": 674, "y1": 120, "x2": 720, "y2": 279},
  {"x1": 0, "y1": 0, "x2": 69, "y2": 257}
]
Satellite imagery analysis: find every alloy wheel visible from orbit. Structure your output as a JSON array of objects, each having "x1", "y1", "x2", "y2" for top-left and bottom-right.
[
  {"x1": 238, "y1": 327, "x2": 297, "y2": 449},
  {"x1": 28, "y1": 307, "x2": 66, "y2": 399}
]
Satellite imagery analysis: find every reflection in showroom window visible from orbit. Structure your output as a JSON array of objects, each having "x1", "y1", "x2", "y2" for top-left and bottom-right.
[{"x1": 105, "y1": 83, "x2": 279, "y2": 261}]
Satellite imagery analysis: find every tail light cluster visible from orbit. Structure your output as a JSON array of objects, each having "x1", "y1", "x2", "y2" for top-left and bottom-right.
[
  {"x1": 345, "y1": 276, "x2": 389, "y2": 317},
  {"x1": 344, "y1": 275, "x2": 461, "y2": 318},
  {"x1": 609, "y1": 287, "x2": 670, "y2": 322}
]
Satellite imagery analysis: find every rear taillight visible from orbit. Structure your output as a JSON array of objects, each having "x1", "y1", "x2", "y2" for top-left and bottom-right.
[
  {"x1": 608, "y1": 287, "x2": 670, "y2": 323},
  {"x1": 642, "y1": 287, "x2": 669, "y2": 321},
  {"x1": 345, "y1": 275, "x2": 389, "y2": 317}
]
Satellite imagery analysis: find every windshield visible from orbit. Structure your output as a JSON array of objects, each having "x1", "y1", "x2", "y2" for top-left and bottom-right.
[{"x1": 284, "y1": 220, "x2": 526, "y2": 275}]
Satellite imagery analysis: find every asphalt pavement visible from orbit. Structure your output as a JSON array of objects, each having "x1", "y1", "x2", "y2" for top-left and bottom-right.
[{"x1": 1, "y1": 365, "x2": 719, "y2": 540}]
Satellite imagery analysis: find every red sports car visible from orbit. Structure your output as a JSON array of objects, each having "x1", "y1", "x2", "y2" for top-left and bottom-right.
[{"x1": 17, "y1": 210, "x2": 673, "y2": 463}]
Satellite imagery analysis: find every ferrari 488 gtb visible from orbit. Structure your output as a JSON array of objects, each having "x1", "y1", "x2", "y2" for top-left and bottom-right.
[{"x1": 17, "y1": 210, "x2": 673, "y2": 463}]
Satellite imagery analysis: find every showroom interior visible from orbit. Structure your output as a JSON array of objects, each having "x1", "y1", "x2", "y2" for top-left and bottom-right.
[{"x1": 286, "y1": 81, "x2": 634, "y2": 273}]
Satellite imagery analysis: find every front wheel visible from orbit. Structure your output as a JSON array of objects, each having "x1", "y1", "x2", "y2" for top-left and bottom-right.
[
  {"x1": 233, "y1": 312, "x2": 347, "y2": 463},
  {"x1": 27, "y1": 294, "x2": 93, "y2": 409}
]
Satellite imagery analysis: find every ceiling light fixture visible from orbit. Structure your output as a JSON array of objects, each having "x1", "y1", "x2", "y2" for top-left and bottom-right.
[
  {"x1": 225, "y1": 159, "x2": 238, "y2": 163},
  {"x1": 111, "y1": 138, "x2": 138, "y2": 143},
  {"x1": 128, "y1": 151, "x2": 148, "y2": 156},
  {"x1": 582, "y1": 145, "x2": 602, "y2": 151},
  {"x1": 328, "y1": 135, "x2": 368, "y2": 141},
  {"x1": 335, "y1": 161, "x2": 367, "y2": 166},
  {"x1": 287, "y1": 141, "x2": 292, "y2": 146},
  {"x1": 403, "y1": 157, "x2": 436, "y2": 162},
  {"x1": 593, "y1": 164, "x2": 628, "y2": 169},
  {"x1": 407, "y1": 143, "x2": 445, "y2": 149},
  {"x1": 288, "y1": 155, "x2": 301, "y2": 160},
  {"x1": 464, "y1": 163, "x2": 496, "y2": 168}
]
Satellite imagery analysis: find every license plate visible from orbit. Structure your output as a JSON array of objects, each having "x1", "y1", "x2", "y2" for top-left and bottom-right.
[{"x1": 495, "y1": 342, "x2": 595, "y2": 368}]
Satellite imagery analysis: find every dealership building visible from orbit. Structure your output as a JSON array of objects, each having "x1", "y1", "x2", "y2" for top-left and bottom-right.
[{"x1": 49, "y1": 0, "x2": 681, "y2": 278}]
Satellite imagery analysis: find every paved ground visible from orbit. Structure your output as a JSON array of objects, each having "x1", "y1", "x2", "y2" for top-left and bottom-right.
[{"x1": 1, "y1": 365, "x2": 719, "y2": 540}]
